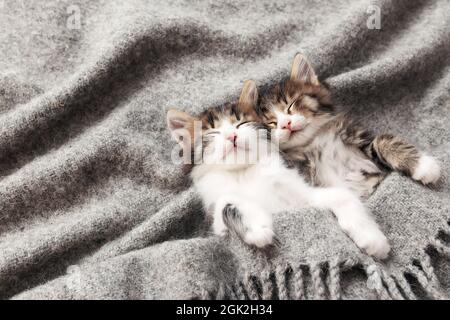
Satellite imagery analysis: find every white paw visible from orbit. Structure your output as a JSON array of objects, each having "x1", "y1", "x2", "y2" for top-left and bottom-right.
[
  {"x1": 412, "y1": 154, "x2": 440, "y2": 185},
  {"x1": 244, "y1": 226, "x2": 275, "y2": 248},
  {"x1": 355, "y1": 228, "x2": 391, "y2": 260}
]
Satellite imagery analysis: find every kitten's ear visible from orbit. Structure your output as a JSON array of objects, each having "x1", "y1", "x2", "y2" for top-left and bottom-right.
[
  {"x1": 166, "y1": 109, "x2": 195, "y2": 146},
  {"x1": 238, "y1": 80, "x2": 258, "y2": 111},
  {"x1": 290, "y1": 53, "x2": 319, "y2": 85}
]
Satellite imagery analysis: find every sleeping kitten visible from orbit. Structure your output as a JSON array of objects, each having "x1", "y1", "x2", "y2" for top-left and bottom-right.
[
  {"x1": 258, "y1": 53, "x2": 441, "y2": 197},
  {"x1": 167, "y1": 80, "x2": 390, "y2": 259}
]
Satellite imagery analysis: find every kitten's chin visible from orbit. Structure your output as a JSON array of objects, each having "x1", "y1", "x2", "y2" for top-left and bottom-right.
[
  {"x1": 274, "y1": 130, "x2": 291, "y2": 143},
  {"x1": 201, "y1": 148, "x2": 257, "y2": 168},
  {"x1": 223, "y1": 149, "x2": 257, "y2": 166},
  {"x1": 276, "y1": 129, "x2": 302, "y2": 146},
  {"x1": 278, "y1": 126, "x2": 314, "y2": 149}
]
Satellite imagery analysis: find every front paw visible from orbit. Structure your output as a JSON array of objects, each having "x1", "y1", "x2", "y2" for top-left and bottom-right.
[
  {"x1": 355, "y1": 229, "x2": 391, "y2": 260},
  {"x1": 244, "y1": 226, "x2": 276, "y2": 248},
  {"x1": 412, "y1": 154, "x2": 440, "y2": 185}
]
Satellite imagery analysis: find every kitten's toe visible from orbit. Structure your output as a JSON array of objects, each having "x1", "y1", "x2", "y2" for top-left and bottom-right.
[
  {"x1": 359, "y1": 231, "x2": 391, "y2": 260},
  {"x1": 412, "y1": 154, "x2": 440, "y2": 185},
  {"x1": 244, "y1": 227, "x2": 275, "y2": 248}
]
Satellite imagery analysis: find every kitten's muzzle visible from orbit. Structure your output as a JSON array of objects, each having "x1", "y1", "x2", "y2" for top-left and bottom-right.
[
  {"x1": 227, "y1": 132, "x2": 238, "y2": 147},
  {"x1": 281, "y1": 120, "x2": 292, "y2": 131}
]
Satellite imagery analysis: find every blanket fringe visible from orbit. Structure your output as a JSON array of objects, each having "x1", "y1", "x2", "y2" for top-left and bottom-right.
[
  {"x1": 311, "y1": 263, "x2": 326, "y2": 300},
  {"x1": 292, "y1": 265, "x2": 305, "y2": 300},
  {"x1": 327, "y1": 259, "x2": 341, "y2": 300},
  {"x1": 405, "y1": 265, "x2": 444, "y2": 299},
  {"x1": 431, "y1": 238, "x2": 450, "y2": 258},
  {"x1": 260, "y1": 269, "x2": 274, "y2": 300},
  {"x1": 444, "y1": 226, "x2": 450, "y2": 237},
  {"x1": 205, "y1": 259, "x2": 350, "y2": 300},
  {"x1": 366, "y1": 265, "x2": 392, "y2": 300},
  {"x1": 392, "y1": 273, "x2": 417, "y2": 300},
  {"x1": 274, "y1": 264, "x2": 290, "y2": 300},
  {"x1": 234, "y1": 281, "x2": 247, "y2": 300},
  {"x1": 380, "y1": 269, "x2": 404, "y2": 300},
  {"x1": 215, "y1": 283, "x2": 227, "y2": 300},
  {"x1": 242, "y1": 273, "x2": 260, "y2": 300},
  {"x1": 199, "y1": 221, "x2": 450, "y2": 300}
]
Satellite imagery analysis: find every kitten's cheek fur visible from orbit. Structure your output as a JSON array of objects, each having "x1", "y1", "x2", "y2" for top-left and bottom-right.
[{"x1": 412, "y1": 154, "x2": 441, "y2": 185}]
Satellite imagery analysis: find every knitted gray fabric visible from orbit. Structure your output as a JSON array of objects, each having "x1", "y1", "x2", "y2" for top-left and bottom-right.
[{"x1": 0, "y1": 0, "x2": 449, "y2": 300}]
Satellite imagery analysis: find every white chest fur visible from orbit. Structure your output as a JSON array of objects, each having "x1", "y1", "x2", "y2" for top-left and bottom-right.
[{"x1": 192, "y1": 155, "x2": 307, "y2": 215}]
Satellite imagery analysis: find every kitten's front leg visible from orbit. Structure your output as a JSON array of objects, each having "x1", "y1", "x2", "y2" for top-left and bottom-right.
[
  {"x1": 214, "y1": 195, "x2": 276, "y2": 248},
  {"x1": 307, "y1": 187, "x2": 390, "y2": 259}
]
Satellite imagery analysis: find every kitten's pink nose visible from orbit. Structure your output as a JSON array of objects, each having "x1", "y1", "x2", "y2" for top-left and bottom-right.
[
  {"x1": 227, "y1": 133, "x2": 237, "y2": 145},
  {"x1": 281, "y1": 120, "x2": 292, "y2": 130}
]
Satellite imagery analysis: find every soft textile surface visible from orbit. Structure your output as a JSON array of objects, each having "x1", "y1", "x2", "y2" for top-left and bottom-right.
[{"x1": 0, "y1": 0, "x2": 449, "y2": 300}]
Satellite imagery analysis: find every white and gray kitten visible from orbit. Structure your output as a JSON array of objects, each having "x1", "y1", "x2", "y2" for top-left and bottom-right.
[
  {"x1": 167, "y1": 80, "x2": 390, "y2": 259},
  {"x1": 258, "y1": 54, "x2": 441, "y2": 198}
]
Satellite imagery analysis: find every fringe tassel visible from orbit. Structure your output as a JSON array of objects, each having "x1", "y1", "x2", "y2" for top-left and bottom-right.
[
  {"x1": 418, "y1": 253, "x2": 441, "y2": 287},
  {"x1": 227, "y1": 284, "x2": 238, "y2": 300},
  {"x1": 215, "y1": 283, "x2": 227, "y2": 300},
  {"x1": 406, "y1": 265, "x2": 445, "y2": 300},
  {"x1": 311, "y1": 263, "x2": 326, "y2": 300},
  {"x1": 444, "y1": 226, "x2": 450, "y2": 236},
  {"x1": 200, "y1": 288, "x2": 213, "y2": 300},
  {"x1": 431, "y1": 238, "x2": 450, "y2": 258},
  {"x1": 366, "y1": 265, "x2": 392, "y2": 300},
  {"x1": 275, "y1": 264, "x2": 290, "y2": 300},
  {"x1": 293, "y1": 265, "x2": 305, "y2": 300},
  {"x1": 243, "y1": 273, "x2": 260, "y2": 300},
  {"x1": 380, "y1": 270, "x2": 404, "y2": 300},
  {"x1": 392, "y1": 273, "x2": 417, "y2": 300},
  {"x1": 234, "y1": 281, "x2": 247, "y2": 300},
  {"x1": 228, "y1": 284, "x2": 237, "y2": 299},
  {"x1": 204, "y1": 243, "x2": 448, "y2": 301},
  {"x1": 327, "y1": 259, "x2": 341, "y2": 300},
  {"x1": 260, "y1": 269, "x2": 274, "y2": 300}
]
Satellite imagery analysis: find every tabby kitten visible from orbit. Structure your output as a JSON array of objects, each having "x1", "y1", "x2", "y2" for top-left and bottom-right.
[
  {"x1": 258, "y1": 53, "x2": 441, "y2": 197},
  {"x1": 167, "y1": 80, "x2": 390, "y2": 259}
]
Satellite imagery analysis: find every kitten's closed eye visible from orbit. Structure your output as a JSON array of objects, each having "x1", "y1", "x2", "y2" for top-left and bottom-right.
[
  {"x1": 267, "y1": 121, "x2": 277, "y2": 128},
  {"x1": 287, "y1": 99, "x2": 298, "y2": 114},
  {"x1": 236, "y1": 121, "x2": 251, "y2": 128}
]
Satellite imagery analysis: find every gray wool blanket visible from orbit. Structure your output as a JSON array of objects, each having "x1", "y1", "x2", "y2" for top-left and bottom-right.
[{"x1": 0, "y1": 0, "x2": 449, "y2": 300}]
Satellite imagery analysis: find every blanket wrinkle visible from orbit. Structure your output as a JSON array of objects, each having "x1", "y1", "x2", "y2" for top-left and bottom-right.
[{"x1": 0, "y1": 0, "x2": 449, "y2": 299}]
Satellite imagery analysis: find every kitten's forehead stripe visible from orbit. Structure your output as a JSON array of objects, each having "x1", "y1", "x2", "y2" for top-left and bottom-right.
[
  {"x1": 261, "y1": 79, "x2": 333, "y2": 120},
  {"x1": 230, "y1": 104, "x2": 241, "y2": 121},
  {"x1": 198, "y1": 101, "x2": 262, "y2": 133},
  {"x1": 206, "y1": 112, "x2": 215, "y2": 128}
]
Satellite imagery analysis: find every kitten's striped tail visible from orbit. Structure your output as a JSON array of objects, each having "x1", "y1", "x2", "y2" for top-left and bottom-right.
[{"x1": 368, "y1": 134, "x2": 440, "y2": 185}]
